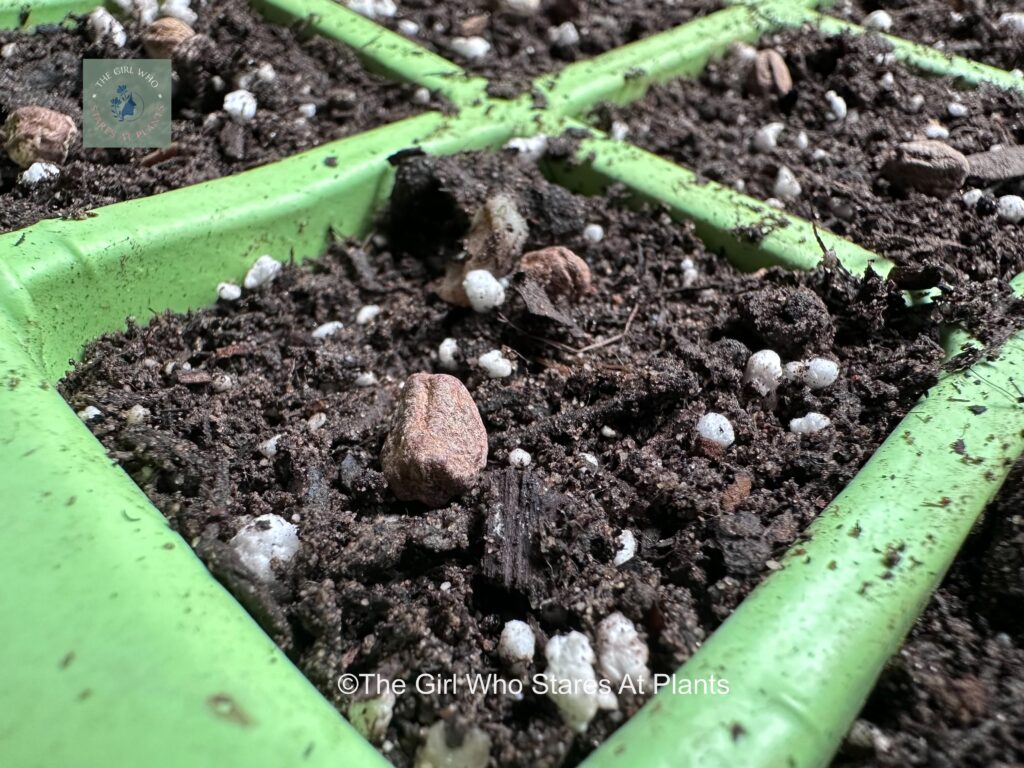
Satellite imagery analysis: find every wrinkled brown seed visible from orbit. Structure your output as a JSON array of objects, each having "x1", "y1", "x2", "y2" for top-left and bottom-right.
[
  {"x1": 881, "y1": 140, "x2": 969, "y2": 197},
  {"x1": 142, "y1": 17, "x2": 196, "y2": 58},
  {"x1": 2, "y1": 106, "x2": 77, "y2": 168},
  {"x1": 519, "y1": 246, "x2": 593, "y2": 302},
  {"x1": 746, "y1": 49, "x2": 792, "y2": 97},
  {"x1": 381, "y1": 373, "x2": 489, "y2": 508}
]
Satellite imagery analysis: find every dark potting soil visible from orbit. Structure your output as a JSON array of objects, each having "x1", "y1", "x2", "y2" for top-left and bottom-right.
[
  {"x1": 58, "y1": 148, "x2": 1012, "y2": 766},
  {"x1": 378, "y1": 0, "x2": 721, "y2": 96},
  {"x1": 833, "y1": 0, "x2": 1024, "y2": 74},
  {"x1": 0, "y1": 0, "x2": 435, "y2": 234},
  {"x1": 592, "y1": 29, "x2": 1024, "y2": 290}
]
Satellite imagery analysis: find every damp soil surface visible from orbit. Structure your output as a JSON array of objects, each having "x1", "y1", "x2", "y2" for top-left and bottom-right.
[
  {"x1": 379, "y1": 0, "x2": 721, "y2": 96},
  {"x1": 832, "y1": 0, "x2": 1024, "y2": 73},
  {"x1": 593, "y1": 29, "x2": 1024, "y2": 287},
  {"x1": 0, "y1": 0, "x2": 434, "y2": 233},
  {"x1": 59, "y1": 149, "x2": 1021, "y2": 765}
]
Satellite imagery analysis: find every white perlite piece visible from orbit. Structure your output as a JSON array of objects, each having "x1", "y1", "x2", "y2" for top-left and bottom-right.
[
  {"x1": 582, "y1": 223, "x2": 605, "y2": 243},
  {"x1": 498, "y1": 619, "x2": 536, "y2": 664},
  {"x1": 450, "y1": 36, "x2": 491, "y2": 60},
  {"x1": 804, "y1": 357, "x2": 839, "y2": 389},
  {"x1": 412, "y1": 87, "x2": 431, "y2": 105},
  {"x1": 681, "y1": 257, "x2": 699, "y2": 288},
  {"x1": 998, "y1": 12, "x2": 1024, "y2": 33},
  {"x1": 501, "y1": 0, "x2": 540, "y2": 14},
  {"x1": 478, "y1": 349, "x2": 513, "y2": 378},
  {"x1": 613, "y1": 529, "x2": 636, "y2": 566},
  {"x1": 345, "y1": 0, "x2": 397, "y2": 19},
  {"x1": 397, "y1": 19, "x2": 420, "y2": 35},
  {"x1": 924, "y1": 122, "x2": 949, "y2": 140},
  {"x1": 601, "y1": 425, "x2": 617, "y2": 438},
  {"x1": 212, "y1": 374, "x2": 234, "y2": 393},
  {"x1": 962, "y1": 188, "x2": 984, "y2": 208},
  {"x1": 508, "y1": 448, "x2": 532, "y2": 468},
  {"x1": 752, "y1": 122, "x2": 785, "y2": 153},
  {"x1": 1, "y1": 42, "x2": 15, "y2": 58},
  {"x1": 349, "y1": 689, "x2": 396, "y2": 744},
  {"x1": 825, "y1": 90, "x2": 847, "y2": 121},
  {"x1": 744, "y1": 349, "x2": 783, "y2": 395},
  {"x1": 77, "y1": 405, "x2": 102, "y2": 421},
  {"x1": 879, "y1": 72, "x2": 895, "y2": 90},
  {"x1": 544, "y1": 631, "x2": 615, "y2": 732},
  {"x1": 947, "y1": 101, "x2": 969, "y2": 118},
  {"x1": 997, "y1": 195, "x2": 1024, "y2": 224},
  {"x1": 463, "y1": 269, "x2": 506, "y2": 312},
  {"x1": 223, "y1": 89, "x2": 257, "y2": 124},
  {"x1": 229, "y1": 514, "x2": 300, "y2": 582},
  {"x1": 438, "y1": 338, "x2": 460, "y2": 370},
  {"x1": 610, "y1": 121, "x2": 630, "y2": 141},
  {"x1": 773, "y1": 166, "x2": 801, "y2": 200},
  {"x1": 580, "y1": 452, "x2": 599, "y2": 469},
  {"x1": 415, "y1": 721, "x2": 491, "y2": 768},
  {"x1": 217, "y1": 282, "x2": 242, "y2": 301},
  {"x1": 307, "y1": 411, "x2": 327, "y2": 430},
  {"x1": 596, "y1": 612, "x2": 651, "y2": 688},
  {"x1": 297, "y1": 102, "x2": 317, "y2": 119},
  {"x1": 258, "y1": 434, "x2": 283, "y2": 458},
  {"x1": 87, "y1": 7, "x2": 127, "y2": 47},
  {"x1": 790, "y1": 412, "x2": 832, "y2": 435},
  {"x1": 354, "y1": 372, "x2": 379, "y2": 387},
  {"x1": 862, "y1": 9, "x2": 893, "y2": 32},
  {"x1": 160, "y1": 0, "x2": 198, "y2": 25},
  {"x1": 312, "y1": 320, "x2": 344, "y2": 339},
  {"x1": 696, "y1": 412, "x2": 734, "y2": 448},
  {"x1": 548, "y1": 21, "x2": 580, "y2": 47},
  {"x1": 125, "y1": 404, "x2": 150, "y2": 425},
  {"x1": 19, "y1": 162, "x2": 60, "y2": 186},
  {"x1": 356, "y1": 305, "x2": 381, "y2": 324},
  {"x1": 243, "y1": 254, "x2": 281, "y2": 289},
  {"x1": 504, "y1": 134, "x2": 548, "y2": 163},
  {"x1": 907, "y1": 93, "x2": 925, "y2": 113}
]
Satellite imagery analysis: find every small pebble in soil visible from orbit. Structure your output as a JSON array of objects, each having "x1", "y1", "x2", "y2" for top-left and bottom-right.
[
  {"x1": 503, "y1": 134, "x2": 548, "y2": 163},
  {"x1": 582, "y1": 223, "x2": 605, "y2": 243},
  {"x1": 450, "y1": 36, "x2": 491, "y2": 61},
  {"x1": 962, "y1": 188, "x2": 984, "y2": 208},
  {"x1": 380, "y1": 373, "x2": 488, "y2": 508},
  {"x1": 753, "y1": 122, "x2": 785, "y2": 153},
  {"x1": 773, "y1": 166, "x2": 802, "y2": 200},
  {"x1": 77, "y1": 405, "x2": 102, "y2": 421},
  {"x1": 478, "y1": 349, "x2": 513, "y2": 378},
  {"x1": 355, "y1": 305, "x2": 381, "y2": 324},
  {"x1": 544, "y1": 631, "x2": 616, "y2": 732},
  {"x1": 223, "y1": 89, "x2": 258, "y2": 124},
  {"x1": 548, "y1": 21, "x2": 580, "y2": 47},
  {"x1": 519, "y1": 246, "x2": 592, "y2": 301},
  {"x1": 804, "y1": 357, "x2": 839, "y2": 389},
  {"x1": 498, "y1": 619, "x2": 536, "y2": 665},
  {"x1": 825, "y1": 90, "x2": 847, "y2": 122},
  {"x1": 789, "y1": 412, "x2": 832, "y2": 435},
  {"x1": 87, "y1": 7, "x2": 127, "y2": 47},
  {"x1": 744, "y1": 349, "x2": 783, "y2": 396},
  {"x1": 508, "y1": 448, "x2": 532, "y2": 468},
  {"x1": 311, "y1": 320, "x2": 344, "y2": 339},
  {"x1": 613, "y1": 529, "x2": 637, "y2": 566},
  {"x1": 345, "y1": 0, "x2": 397, "y2": 19},
  {"x1": 462, "y1": 269, "x2": 506, "y2": 313},
  {"x1": 141, "y1": 16, "x2": 194, "y2": 58},
  {"x1": 696, "y1": 412, "x2": 735, "y2": 448},
  {"x1": 258, "y1": 434, "x2": 282, "y2": 458},
  {"x1": 243, "y1": 255, "x2": 281, "y2": 289},
  {"x1": 863, "y1": 9, "x2": 893, "y2": 32},
  {"x1": 354, "y1": 372, "x2": 378, "y2": 388},
  {"x1": 124, "y1": 404, "x2": 150, "y2": 425},
  {"x1": 437, "y1": 338, "x2": 460, "y2": 371},
  {"x1": 596, "y1": 612, "x2": 651, "y2": 688},
  {"x1": 997, "y1": 195, "x2": 1024, "y2": 224},
  {"x1": 415, "y1": 721, "x2": 491, "y2": 768},
  {"x1": 217, "y1": 282, "x2": 242, "y2": 301},
  {"x1": 228, "y1": 513, "x2": 299, "y2": 583},
  {"x1": 947, "y1": 101, "x2": 969, "y2": 118},
  {"x1": 18, "y1": 162, "x2": 60, "y2": 186},
  {"x1": 2, "y1": 106, "x2": 77, "y2": 168},
  {"x1": 348, "y1": 689, "x2": 396, "y2": 744}
]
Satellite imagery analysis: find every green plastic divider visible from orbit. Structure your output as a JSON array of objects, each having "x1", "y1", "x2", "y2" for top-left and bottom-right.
[{"x1": 0, "y1": 0, "x2": 89, "y2": 28}]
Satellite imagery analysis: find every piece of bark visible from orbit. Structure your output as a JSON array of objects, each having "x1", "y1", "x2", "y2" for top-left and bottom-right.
[{"x1": 482, "y1": 470, "x2": 554, "y2": 598}]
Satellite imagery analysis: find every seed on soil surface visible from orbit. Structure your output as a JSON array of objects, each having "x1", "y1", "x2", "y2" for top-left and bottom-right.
[
  {"x1": 790, "y1": 412, "x2": 832, "y2": 435},
  {"x1": 356, "y1": 305, "x2": 381, "y2": 324},
  {"x1": 124, "y1": 404, "x2": 150, "y2": 425},
  {"x1": 519, "y1": 246, "x2": 593, "y2": 302},
  {"x1": 415, "y1": 721, "x2": 491, "y2": 768},
  {"x1": 548, "y1": 21, "x2": 580, "y2": 47},
  {"x1": 462, "y1": 270, "x2": 506, "y2": 313},
  {"x1": 804, "y1": 357, "x2": 839, "y2": 389},
  {"x1": 613, "y1": 529, "x2": 636, "y2": 566},
  {"x1": 348, "y1": 689, "x2": 396, "y2": 744},
  {"x1": 744, "y1": 349, "x2": 783, "y2": 395},
  {"x1": 753, "y1": 122, "x2": 785, "y2": 153},
  {"x1": 450, "y1": 36, "x2": 491, "y2": 60},
  {"x1": 160, "y1": 0, "x2": 198, "y2": 25},
  {"x1": 863, "y1": 9, "x2": 893, "y2": 32},
  {"x1": 508, "y1": 448, "x2": 532, "y2": 468},
  {"x1": 437, "y1": 338, "x2": 460, "y2": 371},
  {"x1": 825, "y1": 90, "x2": 848, "y2": 122},
  {"x1": 498, "y1": 619, "x2": 535, "y2": 665},
  {"x1": 223, "y1": 89, "x2": 258, "y2": 124},
  {"x1": 596, "y1": 613, "x2": 651, "y2": 688},
  {"x1": 141, "y1": 16, "x2": 195, "y2": 58},
  {"x1": 87, "y1": 7, "x2": 127, "y2": 47},
  {"x1": 478, "y1": 349, "x2": 513, "y2": 378},
  {"x1": 354, "y1": 372, "x2": 378, "y2": 387},
  {"x1": 243, "y1": 255, "x2": 281, "y2": 289},
  {"x1": 582, "y1": 223, "x2": 604, "y2": 243},
  {"x1": 997, "y1": 195, "x2": 1024, "y2": 224},
  {"x1": 216, "y1": 282, "x2": 242, "y2": 301},
  {"x1": 345, "y1": 0, "x2": 397, "y2": 19},
  {"x1": 746, "y1": 49, "x2": 792, "y2": 97},
  {"x1": 311, "y1": 320, "x2": 344, "y2": 339},
  {"x1": 696, "y1": 412, "x2": 735, "y2": 449},
  {"x1": 77, "y1": 405, "x2": 102, "y2": 421},
  {"x1": 380, "y1": 373, "x2": 488, "y2": 508},
  {"x1": 773, "y1": 166, "x2": 802, "y2": 201},
  {"x1": 544, "y1": 631, "x2": 616, "y2": 732},
  {"x1": 228, "y1": 513, "x2": 299, "y2": 583},
  {"x1": 881, "y1": 140, "x2": 969, "y2": 197},
  {"x1": 258, "y1": 434, "x2": 282, "y2": 458},
  {"x1": 2, "y1": 106, "x2": 77, "y2": 168},
  {"x1": 18, "y1": 162, "x2": 60, "y2": 186}
]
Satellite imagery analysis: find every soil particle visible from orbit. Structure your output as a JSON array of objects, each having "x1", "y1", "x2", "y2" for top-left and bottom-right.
[
  {"x1": 0, "y1": 0, "x2": 434, "y2": 233},
  {"x1": 60, "y1": 150, "x2": 998, "y2": 766}
]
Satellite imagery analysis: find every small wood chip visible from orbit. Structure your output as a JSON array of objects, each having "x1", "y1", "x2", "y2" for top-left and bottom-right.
[
  {"x1": 965, "y1": 146, "x2": 1024, "y2": 182},
  {"x1": 176, "y1": 369, "x2": 213, "y2": 385}
]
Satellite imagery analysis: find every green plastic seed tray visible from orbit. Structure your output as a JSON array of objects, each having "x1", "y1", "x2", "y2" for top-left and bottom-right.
[{"x1": 2, "y1": 1, "x2": 1023, "y2": 767}]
